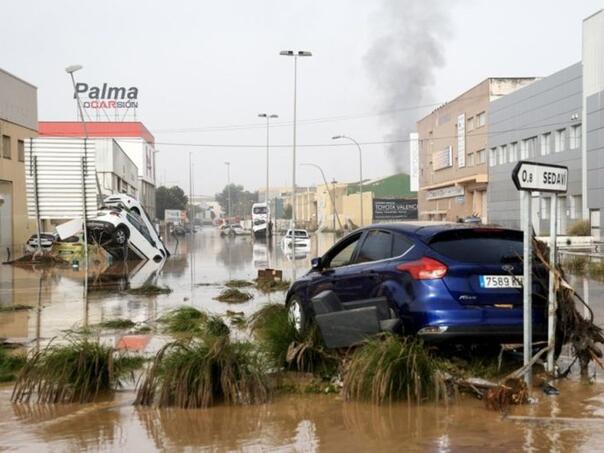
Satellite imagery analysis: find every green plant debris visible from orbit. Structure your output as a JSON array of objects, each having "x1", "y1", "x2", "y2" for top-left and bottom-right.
[
  {"x1": 134, "y1": 335, "x2": 270, "y2": 408},
  {"x1": 255, "y1": 278, "x2": 291, "y2": 293},
  {"x1": 0, "y1": 348, "x2": 26, "y2": 383},
  {"x1": 134, "y1": 325, "x2": 154, "y2": 334},
  {"x1": 0, "y1": 304, "x2": 33, "y2": 313},
  {"x1": 214, "y1": 288, "x2": 253, "y2": 303},
  {"x1": 11, "y1": 336, "x2": 140, "y2": 404},
  {"x1": 567, "y1": 219, "x2": 591, "y2": 236},
  {"x1": 158, "y1": 307, "x2": 209, "y2": 335},
  {"x1": 126, "y1": 285, "x2": 172, "y2": 296},
  {"x1": 225, "y1": 279, "x2": 254, "y2": 288},
  {"x1": 205, "y1": 315, "x2": 231, "y2": 338},
  {"x1": 563, "y1": 255, "x2": 589, "y2": 275},
  {"x1": 250, "y1": 304, "x2": 337, "y2": 374},
  {"x1": 342, "y1": 334, "x2": 446, "y2": 404},
  {"x1": 97, "y1": 319, "x2": 136, "y2": 329}
]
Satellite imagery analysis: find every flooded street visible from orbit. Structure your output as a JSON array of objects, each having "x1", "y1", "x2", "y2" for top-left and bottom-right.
[{"x1": 2, "y1": 228, "x2": 604, "y2": 451}]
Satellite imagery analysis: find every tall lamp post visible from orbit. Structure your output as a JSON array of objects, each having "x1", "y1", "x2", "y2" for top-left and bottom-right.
[
  {"x1": 66, "y1": 64, "x2": 90, "y2": 327},
  {"x1": 280, "y1": 50, "x2": 312, "y2": 264},
  {"x1": 65, "y1": 64, "x2": 89, "y2": 264},
  {"x1": 189, "y1": 151, "x2": 194, "y2": 226},
  {"x1": 258, "y1": 113, "x2": 278, "y2": 239},
  {"x1": 333, "y1": 135, "x2": 364, "y2": 227},
  {"x1": 300, "y1": 163, "x2": 342, "y2": 231},
  {"x1": 224, "y1": 161, "x2": 231, "y2": 218}
]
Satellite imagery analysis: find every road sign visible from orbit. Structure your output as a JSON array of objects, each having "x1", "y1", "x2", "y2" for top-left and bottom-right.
[{"x1": 512, "y1": 161, "x2": 568, "y2": 193}]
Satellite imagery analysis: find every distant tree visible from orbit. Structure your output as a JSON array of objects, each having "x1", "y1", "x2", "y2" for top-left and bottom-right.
[
  {"x1": 215, "y1": 184, "x2": 258, "y2": 218},
  {"x1": 156, "y1": 185, "x2": 188, "y2": 219},
  {"x1": 283, "y1": 204, "x2": 292, "y2": 219}
]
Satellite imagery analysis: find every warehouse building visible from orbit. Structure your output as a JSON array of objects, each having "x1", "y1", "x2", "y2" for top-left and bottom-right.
[
  {"x1": 0, "y1": 68, "x2": 37, "y2": 254},
  {"x1": 487, "y1": 10, "x2": 604, "y2": 237}
]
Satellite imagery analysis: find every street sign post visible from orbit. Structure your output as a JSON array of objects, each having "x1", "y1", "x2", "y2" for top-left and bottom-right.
[{"x1": 511, "y1": 161, "x2": 568, "y2": 385}]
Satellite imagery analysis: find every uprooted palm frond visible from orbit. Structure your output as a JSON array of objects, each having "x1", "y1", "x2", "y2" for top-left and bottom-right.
[
  {"x1": 126, "y1": 285, "x2": 172, "y2": 296},
  {"x1": 249, "y1": 304, "x2": 337, "y2": 374},
  {"x1": 255, "y1": 278, "x2": 291, "y2": 293},
  {"x1": 158, "y1": 306, "x2": 209, "y2": 335},
  {"x1": 11, "y1": 336, "x2": 142, "y2": 404},
  {"x1": 0, "y1": 348, "x2": 26, "y2": 383},
  {"x1": 158, "y1": 307, "x2": 230, "y2": 339},
  {"x1": 533, "y1": 238, "x2": 604, "y2": 375},
  {"x1": 134, "y1": 336, "x2": 269, "y2": 408},
  {"x1": 97, "y1": 319, "x2": 136, "y2": 329},
  {"x1": 342, "y1": 334, "x2": 446, "y2": 404},
  {"x1": 214, "y1": 288, "x2": 253, "y2": 303},
  {"x1": 225, "y1": 279, "x2": 254, "y2": 288}
]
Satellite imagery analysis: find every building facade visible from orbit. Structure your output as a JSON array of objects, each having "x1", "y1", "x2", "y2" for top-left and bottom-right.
[
  {"x1": 38, "y1": 122, "x2": 158, "y2": 217},
  {"x1": 0, "y1": 68, "x2": 37, "y2": 253},
  {"x1": 487, "y1": 64, "x2": 583, "y2": 234},
  {"x1": 487, "y1": 10, "x2": 604, "y2": 237},
  {"x1": 415, "y1": 78, "x2": 535, "y2": 222}
]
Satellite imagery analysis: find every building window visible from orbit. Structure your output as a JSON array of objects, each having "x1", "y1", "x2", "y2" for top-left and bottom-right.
[
  {"x1": 541, "y1": 197, "x2": 551, "y2": 220},
  {"x1": 476, "y1": 111, "x2": 486, "y2": 127},
  {"x1": 569, "y1": 195, "x2": 582, "y2": 219},
  {"x1": 555, "y1": 128, "x2": 566, "y2": 152},
  {"x1": 499, "y1": 145, "x2": 507, "y2": 165},
  {"x1": 477, "y1": 149, "x2": 486, "y2": 164},
  {"x1": 540, "y1": 133, "x2": 551, "y2": 156},
  {"x1": 489, "y1": 147, "x2": 497, "y2": 167},
  {"x1": 570, "y1": 124, "x2": 582, "y2": 149},
  {"x1": 467, "y1": 152, "x2": 474, "y2": 166},
  {"x1": 467, "y1": 117, "x2": 474, "y2": 131},
  {"x1": 509, "y1": 142, "x2": 518, "y2": 162},
  {"x1": 521, "y1": 137, "x2": 537, "y2": 159},
  {"x1": 17, "y1": 140, "x2": 25, "y2": 162},
  {"x1": 2, "y1": 135, "x2": 11, "y2": 159}
]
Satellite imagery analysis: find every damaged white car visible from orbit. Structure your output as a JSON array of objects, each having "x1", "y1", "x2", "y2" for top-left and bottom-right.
[{"x1": 86, "y1": 194, "x2": 169, "y2": 262}]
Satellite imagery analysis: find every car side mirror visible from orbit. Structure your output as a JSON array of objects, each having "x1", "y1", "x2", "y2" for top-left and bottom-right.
[{"x1": 311, "y1": 257, "x2": 323, "y2": 270}]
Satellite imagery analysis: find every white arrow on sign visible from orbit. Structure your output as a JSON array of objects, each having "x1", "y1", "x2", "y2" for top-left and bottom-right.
[{"x1": 511, "y1": 161, "x2": 568, "y2": 193}]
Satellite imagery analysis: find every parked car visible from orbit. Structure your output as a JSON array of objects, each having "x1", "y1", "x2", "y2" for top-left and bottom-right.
[
  {"x1": 219, "y1": 223, "x2": 248, "y2": 237},
  {"x1": 285, "y1": 223, "x2": 548, "y2": 346},
  {"x1": 281, "y1": 229, "x2": 311, "y2": 249},
  {"x1": 25, "y1": 233, "x2": 58, "y2": 253}
]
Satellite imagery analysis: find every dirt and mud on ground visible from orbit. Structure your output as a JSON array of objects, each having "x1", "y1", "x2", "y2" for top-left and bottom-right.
[{"x1": 1, "y1": 228, "x2": 604, "y2": 451}]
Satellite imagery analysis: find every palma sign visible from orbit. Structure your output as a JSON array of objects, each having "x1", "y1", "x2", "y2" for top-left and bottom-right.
[{"x1": 75, "y1": 82, "x2": 139, "y2": 109}]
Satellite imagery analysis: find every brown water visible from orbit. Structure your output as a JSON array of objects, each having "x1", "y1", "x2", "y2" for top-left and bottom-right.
[{"x1": 1, "y1": 228, "x2": 604, "y2": 451}]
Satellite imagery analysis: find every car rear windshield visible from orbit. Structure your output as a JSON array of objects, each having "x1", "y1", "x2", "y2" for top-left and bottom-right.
[{"x1": 428, "y1": 229, "x2": 523, "y2": 264}]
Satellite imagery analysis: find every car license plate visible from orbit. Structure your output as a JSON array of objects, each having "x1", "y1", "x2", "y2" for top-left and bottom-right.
[{"x1": 479, "y1": 275, "x2": 523, "y2": 288}]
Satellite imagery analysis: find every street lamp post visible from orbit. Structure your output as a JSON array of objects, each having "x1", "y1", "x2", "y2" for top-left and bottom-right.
[
  {"x1": 189, "y1": 151, "x2": 193, "y2": 226},
  {"x1": 333, "y1": 135, "x2": 364, "y2": 227},
  {"x1": 224, "y1": 161, "x2": 231, "y2": 218},
  {"x1": 280, "y1": 50, "x2": 312, "y2": 263},
  {"x1": 258, "y1": 113, "x2": 278, "y2": 240},
  {"x1": 65, "y1": 65, "x2": 89, "y2": 265},
  {"x1": 300, "y1": 163, "x2": 342, "y2": 231}
]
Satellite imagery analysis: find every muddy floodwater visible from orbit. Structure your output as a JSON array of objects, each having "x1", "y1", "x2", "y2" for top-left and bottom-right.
[{"x1": 2, "y1": 227, "x2": 604, "y2": 451}]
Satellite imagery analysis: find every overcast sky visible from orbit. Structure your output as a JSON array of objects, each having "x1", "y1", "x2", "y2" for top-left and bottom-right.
[{"x1": 1, "y1": 0, "x2": 602, "y2": 196}]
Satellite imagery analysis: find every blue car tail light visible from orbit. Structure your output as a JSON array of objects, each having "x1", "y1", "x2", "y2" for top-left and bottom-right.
[{"x1": 397, "y1": 257, "x2": 448, "y2": 280}]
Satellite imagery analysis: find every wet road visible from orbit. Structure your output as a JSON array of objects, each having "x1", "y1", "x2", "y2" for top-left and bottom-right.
[{"x1": 1, "y1": 227, "x2": 604, "y2": 451}]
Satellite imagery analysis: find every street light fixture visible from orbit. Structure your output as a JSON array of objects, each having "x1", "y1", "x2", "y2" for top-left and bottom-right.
[
  {"x1": 333, "y1": 135, "x2": 364, "y2": 227},
  {"x1": 65, "y1": 64, "x2": 90, "y2": 265},
  {"x1": 258, "y1": 113, "x2": 279, "y2": 240},
  {"x1": 280, "y1": 49, "x2": 312, "y2": 263},
  {"x1": 300, "y1": 163, "x2": 342, "y2": 231},
  {"x1": 224, "y1": 161, "x2": 231, "y2": 218}
]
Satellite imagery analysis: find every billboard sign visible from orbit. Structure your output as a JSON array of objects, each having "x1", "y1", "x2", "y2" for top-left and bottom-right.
[
  {"x1": 457, "y1": 113, "x2": 466, "y2": 168},
  {"x1": 409, "y1": 132, "x2": 419, "y2": 192},
  {"x1": 165, "y1": 209, "x2": 184, "y2": 224},
  {"x1": 372, "y1": 198, "x2": 418, "y2": 221},
  {"x1": 75, "y1": 82, "x2": 139, "y2": 109},
  {"x1": 433, "y1": 146, "x2": 452, "y2": 171}
]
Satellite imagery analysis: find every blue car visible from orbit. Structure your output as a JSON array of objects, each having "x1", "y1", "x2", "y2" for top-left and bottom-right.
[{"x1": 285, "y1": 223, "x2": 548, "y2": 345}]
